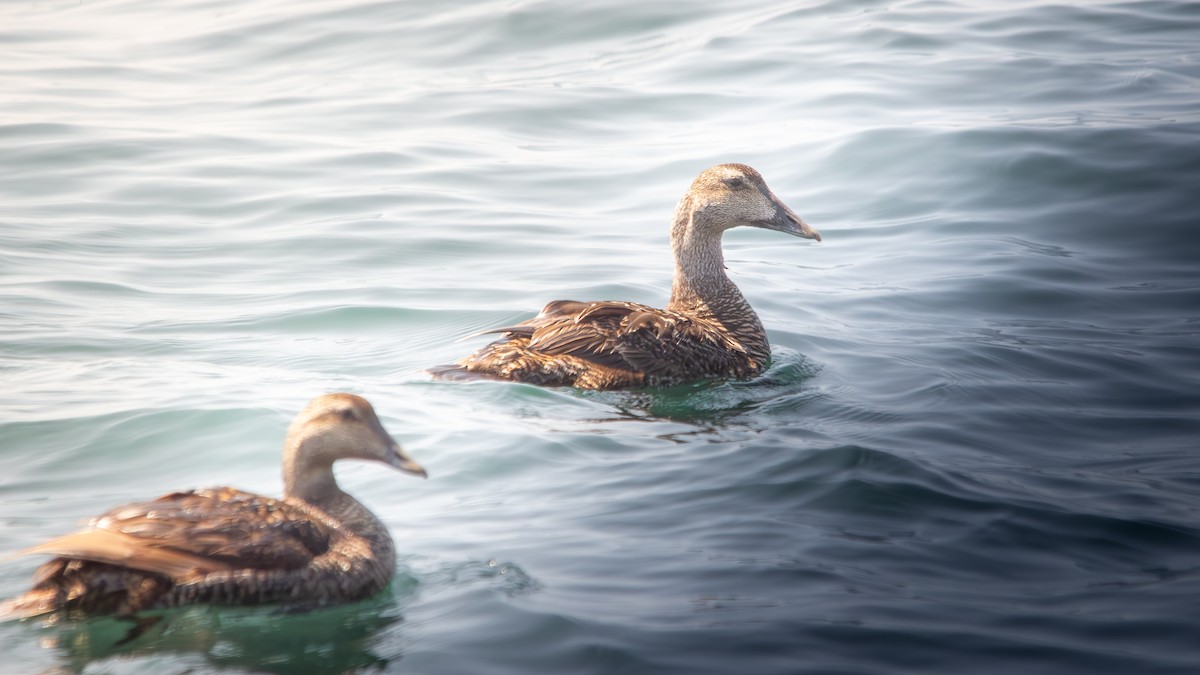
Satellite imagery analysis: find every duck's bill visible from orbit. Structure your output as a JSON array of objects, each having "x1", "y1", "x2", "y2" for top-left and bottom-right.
[
  {"x1": 388, "y1": 443, "x2": 428, "y2": 478},
  {"x1": 757, "y1": 195, "x2": 821, "y2": 241}
]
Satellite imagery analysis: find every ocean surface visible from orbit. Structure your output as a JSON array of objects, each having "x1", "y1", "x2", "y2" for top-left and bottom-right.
[{"x1": 2, "y1": 0, "x2": 1199, "y2": 673}]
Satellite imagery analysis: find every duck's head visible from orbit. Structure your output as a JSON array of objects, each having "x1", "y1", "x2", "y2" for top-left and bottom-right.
[
  {"x1": 679, "y1": 163, "x2": 820, "y2": 242},
  {"x1": 285, "y1": 393, "x2": 427, "y2": 480}
]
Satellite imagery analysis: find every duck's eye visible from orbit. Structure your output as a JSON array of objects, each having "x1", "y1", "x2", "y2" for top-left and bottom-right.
[
  {"x1": 339, "y1": 409, "x2": 357, "y2": 422},
  {"x1": 726, "y1": 177, "x2": 745, "y2": 189}
]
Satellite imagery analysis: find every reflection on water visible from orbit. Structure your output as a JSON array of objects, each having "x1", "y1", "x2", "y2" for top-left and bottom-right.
[
  {"x1": 32, "y1": 590, "x2": 406, "y2": 675},
  {"x1": 576, "y1": 348, "x2": 822, "y2": 426}
]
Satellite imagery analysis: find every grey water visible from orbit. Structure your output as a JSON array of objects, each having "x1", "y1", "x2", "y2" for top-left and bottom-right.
[{"x1": 2, "y1": 0, "x2": 1199, "y2": 673}]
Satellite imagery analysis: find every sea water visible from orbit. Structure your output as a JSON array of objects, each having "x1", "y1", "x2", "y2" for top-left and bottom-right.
[{"x1": 2, "y1": 1, "x2": 1199, "y2": 673}]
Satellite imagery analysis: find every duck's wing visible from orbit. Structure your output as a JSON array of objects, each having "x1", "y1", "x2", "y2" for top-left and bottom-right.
[
  {"x1": 19, "y1": 487, "x2": 331, "y2": 580},
  {"x1": 481, "y1": 299, "x2": 745, "y2": 374}
]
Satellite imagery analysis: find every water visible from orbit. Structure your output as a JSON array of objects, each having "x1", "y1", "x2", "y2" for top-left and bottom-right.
[{"x1": 2, "y1": 0, "x2": 1199, "y2": 672}]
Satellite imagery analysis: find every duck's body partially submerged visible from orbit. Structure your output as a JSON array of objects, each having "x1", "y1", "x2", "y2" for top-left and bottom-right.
[
  {"x1": 3, "y1": 394, "x2": 427, "y2": 620},
  {"x1": 435, "y1": 163, "x2": 821, "y2": 389}
]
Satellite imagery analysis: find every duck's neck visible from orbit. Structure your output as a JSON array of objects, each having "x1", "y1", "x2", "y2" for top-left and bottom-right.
[
  {"x1": 283, "y1": 441, "x2": 392, "y2": 555},
  {"x1": 666, "y1": 203, "x2": 769, "y2": 359}
]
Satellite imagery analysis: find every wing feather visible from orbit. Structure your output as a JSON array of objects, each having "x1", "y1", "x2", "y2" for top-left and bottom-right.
[
  {"x1": 16, "y1": 488, "x2": 332, "y2": 580},
  {"x1": 17, "y1": 529, "x2": 231, "y2": 579},
  {"x1": 473, "y1": 299, "x2": 746, "y2": 375}
]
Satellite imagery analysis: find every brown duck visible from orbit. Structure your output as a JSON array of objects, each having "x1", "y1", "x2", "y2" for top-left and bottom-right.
[
  {"x1": 2, "y1": 393, "x2": 427, "y2": 623},
  {"x1": 434, "y1": 163, "x2": 821, "y2": 389}
]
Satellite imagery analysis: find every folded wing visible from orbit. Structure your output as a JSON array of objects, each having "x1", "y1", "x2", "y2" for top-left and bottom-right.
[
  {"x1": 478, "y1": 299, "x2": 746, "y2": 376},
  {"x1": 18, "y1": 487, "x2": 332, "y2": 582}
]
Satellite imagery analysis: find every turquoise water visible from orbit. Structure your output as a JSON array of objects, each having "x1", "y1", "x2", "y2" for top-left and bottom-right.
[{"x1": 3, "y1": 0, "x2": 1200, "y2": 672}]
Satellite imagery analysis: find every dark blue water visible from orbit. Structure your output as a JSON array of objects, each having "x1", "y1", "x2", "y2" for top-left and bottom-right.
[{"x1": 2, "y1": 0, "x2": 1199, "y2": 673}]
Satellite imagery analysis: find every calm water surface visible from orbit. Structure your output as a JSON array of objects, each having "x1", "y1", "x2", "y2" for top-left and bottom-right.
[{"x1": 2, "y1": 0, "x2": 1199, "y2": 673}]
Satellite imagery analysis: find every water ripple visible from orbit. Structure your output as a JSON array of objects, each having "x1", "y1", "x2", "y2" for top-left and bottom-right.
[{"x1": 3, "y1": 0, "x2": 1200, "y2": 672}]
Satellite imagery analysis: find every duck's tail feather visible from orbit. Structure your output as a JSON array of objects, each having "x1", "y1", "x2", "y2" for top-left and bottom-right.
[
  {"x1": 0, "y1": 588, "x2": 60, "y2": 621},
  {"x1": 461, "y1": 325, "x2": 535, "y2": 340},
  {"x1": 427, "y1": 364, "x2": 486, "y2": 382},
  {"x1": 17, "y1": 529, "x2": 224, "y2": 579}
]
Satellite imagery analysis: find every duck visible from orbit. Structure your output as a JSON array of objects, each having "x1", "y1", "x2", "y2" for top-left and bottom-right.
[
  {"x1": 433, "y1": 163, "x2": 821, "y2": 389},
  {"x1": 2, "y1": 393, "x2": 427, "y2": 625}
]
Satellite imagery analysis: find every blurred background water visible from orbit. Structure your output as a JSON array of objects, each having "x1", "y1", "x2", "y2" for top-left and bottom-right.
[{"x1": 2, "y1": 0, "x2": 1199, "y2": 673}]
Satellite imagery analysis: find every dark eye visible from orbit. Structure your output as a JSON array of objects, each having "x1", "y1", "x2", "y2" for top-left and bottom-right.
[
  {"x1": 339, "y1": 408, "x2": 357, "y2": 422},
  {"x1": 726, "y1": 177, "x2": 745, "y2": 189}
]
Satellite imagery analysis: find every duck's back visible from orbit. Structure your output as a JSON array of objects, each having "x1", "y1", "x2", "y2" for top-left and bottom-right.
[
  {"x1": 9, "y1": 487, "x2": 389, "y2": 617},
  {"x1": 443, "y1": 299, "x2": 765, "y2": 389}
]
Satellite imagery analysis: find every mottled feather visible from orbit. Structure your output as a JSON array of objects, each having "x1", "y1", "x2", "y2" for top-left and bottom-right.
[
  {"x1": 454, "y1": 300, "x2": 759, "y2": 388},
  {"x1": 61, "y1": 488, "x2": 331, "y2": 574},
  {"x1": 433, "y1": 164, "x2": 820, "y2": 389}
]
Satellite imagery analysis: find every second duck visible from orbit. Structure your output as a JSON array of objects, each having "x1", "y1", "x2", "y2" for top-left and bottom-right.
[
  {"x1": 3, "y1": 394, "x2": 426, "y2": 623},
  {"x1": 435, "y1": 163, "x2": 822, "y2": 390}
]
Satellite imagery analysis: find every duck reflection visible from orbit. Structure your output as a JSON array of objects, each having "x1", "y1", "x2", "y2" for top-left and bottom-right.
[{"x1": 35, "y1": 589, "x2": 409, "y2": 675}]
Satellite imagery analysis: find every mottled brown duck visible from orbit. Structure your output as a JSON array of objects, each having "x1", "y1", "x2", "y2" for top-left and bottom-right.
[
  {"x1": 434, "y1": 163, "x2": 821, "y2": 389},
  {"x1": 2, "y1": 393, "x2": 427, "y2": 625}
]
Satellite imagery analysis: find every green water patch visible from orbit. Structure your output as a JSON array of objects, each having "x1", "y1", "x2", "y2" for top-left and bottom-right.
[
  {"x1": 19, "y1": 581, "x2": 414, "y2": 675},
  {"x1": 574, "y1": 346, "x2": 822, "y2": 424}
]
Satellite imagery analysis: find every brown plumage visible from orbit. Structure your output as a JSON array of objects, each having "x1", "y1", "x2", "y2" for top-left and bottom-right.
[
  {"x1": 2, "y1": 394, "x2": 428, "y2": 621},
  {"x1": 433, "y1": 163, "x2": 822, "y2": 389}
]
